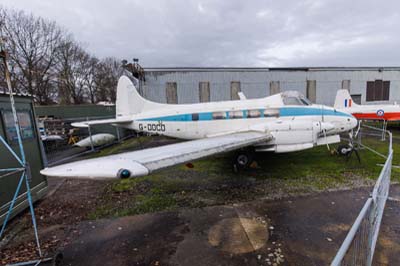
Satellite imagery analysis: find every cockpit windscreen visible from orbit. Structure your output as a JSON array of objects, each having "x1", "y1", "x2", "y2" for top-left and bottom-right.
[{"x1": 281, "y1": 91, "x2": 312, "y2": 106}]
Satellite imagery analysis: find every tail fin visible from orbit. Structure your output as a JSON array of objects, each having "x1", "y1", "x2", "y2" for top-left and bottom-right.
[
  {"x1": 334, "y1": 89, "x2": 359, "y2": 109},
  {"x1": 116, "y1": 76, "x2": 161, "y2": 117}
]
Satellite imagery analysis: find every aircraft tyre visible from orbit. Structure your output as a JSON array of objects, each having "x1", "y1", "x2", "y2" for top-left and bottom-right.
[
  {"x1": 233, "y1": 149, "x2": 254, "y2": 171},
  {"x1": 337, "y1": 144, "x2": 351, "y2": 156}
]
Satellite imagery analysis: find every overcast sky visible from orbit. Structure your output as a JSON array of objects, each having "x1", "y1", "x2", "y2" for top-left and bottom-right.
[{"x1": 1, "y1": 0, "x2": 399, "y2": 67}]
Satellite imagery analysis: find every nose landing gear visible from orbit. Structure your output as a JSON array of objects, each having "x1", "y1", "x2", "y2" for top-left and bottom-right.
[
  {"x1": 337, "y1": 131, "x2": 361, "y2": 163},
  {"x1": 337, "y1": 144, "x2": 352, "y2": 156}
]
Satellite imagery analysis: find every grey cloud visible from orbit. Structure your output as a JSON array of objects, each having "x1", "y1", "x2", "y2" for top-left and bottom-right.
[{"x1": 1, "y1": 0, "x2": 399, "y2": 67}]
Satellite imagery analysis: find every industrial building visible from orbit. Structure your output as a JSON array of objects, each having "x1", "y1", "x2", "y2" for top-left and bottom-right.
[{"x1": 141, "y1": 67, "x2": 400, "y2": 106}]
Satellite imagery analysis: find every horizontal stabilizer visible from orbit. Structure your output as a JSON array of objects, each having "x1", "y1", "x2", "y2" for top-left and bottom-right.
[
  {"x1": 40, "y1": 131, "x2": 272, "y2": 180},
  {"x1": 71, "y1": 118, "x2": 133, "y2": 128}
]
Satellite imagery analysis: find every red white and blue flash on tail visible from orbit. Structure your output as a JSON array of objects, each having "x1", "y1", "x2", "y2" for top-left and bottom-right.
[{"x1": 344, "y1": 99, "x2": 352, "y2": 107}]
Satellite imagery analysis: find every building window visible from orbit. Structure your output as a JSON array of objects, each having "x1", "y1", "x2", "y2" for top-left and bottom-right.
[
  {"x1": 199, "y1": 82, "x2": 210, "y2": 102},
  {"x1": 351, "y1": 94, "x2": 361, "y2": 105},
  {"x1": 342, "y1": 80, "x2": 351, "y2": 91},
  {"x1": 228, "y1": 110, "x2": 243, "y2": 119},
  {"x1": 366, "y1": 80, "x2": 390, "y2": 101},
  {"x1": 247, "y1": 109, "x2": 261, "y2": 118},
  {"x1": 166, "y1": 82, "x2": 178, "y2": 104},
  {"x1": 230, "y1": 81, "x2": 241, "y2": 100},
  {"x1": 264, "y1": 109, "x2": 279, "y2": 117},
  {"x1": 2, "y1": 110, "x2": 35, "y2": 142},
  {"x1": 306, "y1": 80, "x2": 316, "y2": 103},
  {"x1": 212, "y1": 111, "x2": 227, "y2": 120}
]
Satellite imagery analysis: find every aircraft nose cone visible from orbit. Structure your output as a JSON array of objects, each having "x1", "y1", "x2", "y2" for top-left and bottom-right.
[{"x1": 350, "y1": 116, "x2": 358, "y2": 129}]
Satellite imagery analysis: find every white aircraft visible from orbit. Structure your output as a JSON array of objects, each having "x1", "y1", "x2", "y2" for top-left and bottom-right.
[
  {"x1": 40, "y1": 76, "x2": 357, "y2": 180},
  {"x1": 334, "y1": 89, "x2": 400, "y2": 122}
]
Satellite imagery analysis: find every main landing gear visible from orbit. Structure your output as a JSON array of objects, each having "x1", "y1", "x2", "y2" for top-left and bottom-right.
[{"x1": 233, "y1": 148, "x2": 255, "y2": 172}]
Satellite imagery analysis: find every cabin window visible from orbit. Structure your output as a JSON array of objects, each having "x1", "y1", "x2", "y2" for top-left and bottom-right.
[
  {"x1": 192, "y1": 113, "x2": 199, "y2": 121},
  {"x1": 228, "y1": 110, "x2": 243, "y2": 119},
  {"x1": 264, "y1": 109, "x2": 280, "y2": 117},
  {"x1": 247, "y1": 109, "x2": 261, "y2": 118},
  {"x1": 212, "y1": 111, "x2": 227, "y2": 120}
]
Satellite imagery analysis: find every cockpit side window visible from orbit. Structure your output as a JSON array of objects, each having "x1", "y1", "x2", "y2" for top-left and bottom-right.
[
  {"x1": 281, "y1": 91, "x2": 312, "y2": 106},
  {"x1": 283, "y1": 97, "x2": 302, "y2": 105},
  {"x1": 300, "y1": 98, "x2": 312, "y2": 106}
]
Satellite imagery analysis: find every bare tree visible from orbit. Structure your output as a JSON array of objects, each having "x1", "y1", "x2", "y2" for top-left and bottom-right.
[
  {"x1": 1, "y1": 8, "x2": 63, "y2": 104},
  {"x1": 84, "y1": 56, "x2": 99, "y2": 104},
  {"x1": 56, "y1": 39, "x2": 97, "y2": 104},
  {"x1": 0, "y1": 7, "x2": 20, "y2": 94},
  {"x1": 0, "y1": 7, "x2": 122, "y2": 105},
  {"x1": 94, "y1": 57, "x2": 122, "y2": 103}
]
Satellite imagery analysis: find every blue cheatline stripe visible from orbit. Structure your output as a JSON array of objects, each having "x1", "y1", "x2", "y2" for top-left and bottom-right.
[
  {"x1": 199, "y1": 113, "x2": 213, "y2": 120},
  {"x1": 279, "y1": 107, "x2": 352, "y2": 117},
  {"x1": 138, "y1": 107, "x2": 352, "y2": 122}
]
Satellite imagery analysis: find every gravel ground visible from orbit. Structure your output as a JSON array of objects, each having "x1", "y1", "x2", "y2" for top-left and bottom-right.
[{"x1": 0, "y1": 132, "x2": 396, "y2": 265}]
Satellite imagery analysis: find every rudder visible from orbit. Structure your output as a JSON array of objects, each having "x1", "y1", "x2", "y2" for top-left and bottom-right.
[
  {"x1": 116, "y1": 76, "x2": 147, "y2": 117},
  {"x1": 334, "y1": 89, "x2": 358, "y2": 109}
]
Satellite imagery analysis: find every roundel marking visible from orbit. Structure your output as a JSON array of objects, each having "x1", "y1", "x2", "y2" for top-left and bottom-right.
[{"x1": 376, "y1": 109, "x2": 385, "y2": 117}]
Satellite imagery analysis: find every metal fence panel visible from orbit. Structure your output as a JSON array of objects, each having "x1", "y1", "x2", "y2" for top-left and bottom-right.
[{"x1": 331, "y1": 128, "x2": 393, "y2": 266}]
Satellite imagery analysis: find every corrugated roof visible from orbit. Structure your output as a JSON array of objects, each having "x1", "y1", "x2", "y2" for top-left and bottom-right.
[
  {"x1": 0, "y1": 90, "x2": 32, "y2": 97},
  {"x1": 144, "y1": 66, "x2": 400, "y2": 72}
]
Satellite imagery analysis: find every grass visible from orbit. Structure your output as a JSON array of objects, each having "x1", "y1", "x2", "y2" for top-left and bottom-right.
[
  {"x1": 88, "y1": 136, "x2": 154, "y2": 158},
  {"x1": 87, "y1": 131, "x2": 398, "y2": 219}
]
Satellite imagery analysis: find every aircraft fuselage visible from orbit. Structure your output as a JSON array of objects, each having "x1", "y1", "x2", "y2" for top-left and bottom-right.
[{"x1": 118, "y1": 96, "x2": 357, "y2": 153}]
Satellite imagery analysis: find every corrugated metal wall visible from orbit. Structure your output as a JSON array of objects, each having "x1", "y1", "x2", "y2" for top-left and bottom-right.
[{"x1": 142, "y1": 68, "x2": 400, "y2": 106}]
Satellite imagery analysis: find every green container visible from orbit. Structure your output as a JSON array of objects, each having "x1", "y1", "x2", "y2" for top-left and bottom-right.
[{"x1": 0, "y1": 93, "x2": 47, "y2": 226}]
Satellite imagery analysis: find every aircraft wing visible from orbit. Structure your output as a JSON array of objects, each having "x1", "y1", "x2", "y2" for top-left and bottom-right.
[
  {"x1": 40, "y1": 131, "x2": 271, "y2": 180},
  {"x1": 71, "y1": 117, "x2": 133, "y2": 128}
]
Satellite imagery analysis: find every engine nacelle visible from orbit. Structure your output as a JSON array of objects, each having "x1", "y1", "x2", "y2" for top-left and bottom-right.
[{"x1": 267, "y1": 120, "x2": 337, "y2": 152}]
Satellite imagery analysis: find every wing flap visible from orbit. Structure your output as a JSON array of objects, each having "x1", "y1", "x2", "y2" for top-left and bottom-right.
[
  {"x1": 40, "y1": 131, "x2": 271, "y2": 180},
  {"x1": 141, "y1": 131, "x2": 270, "y2": 172}
]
